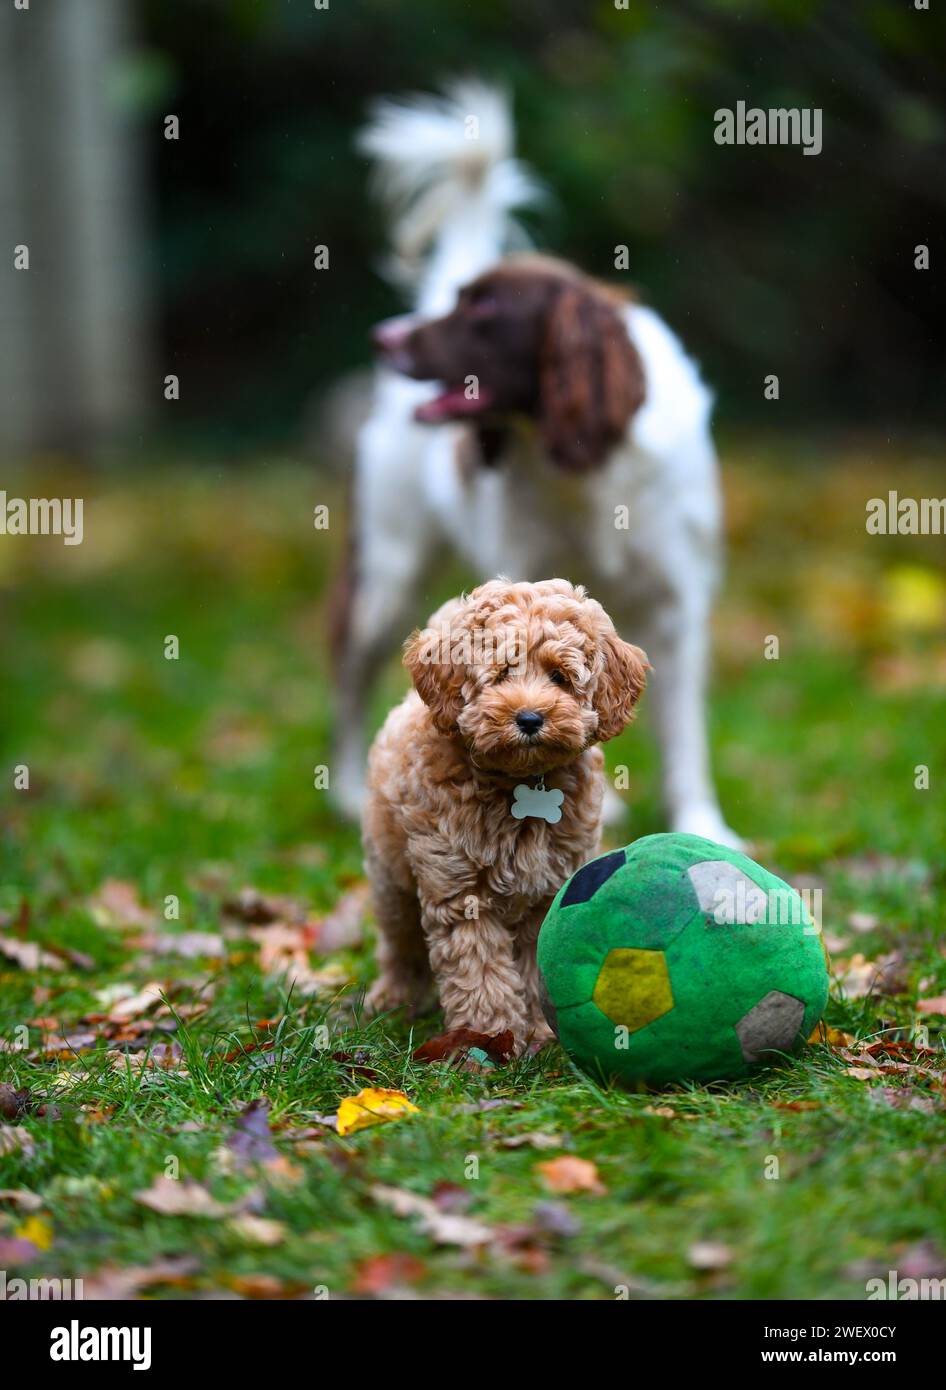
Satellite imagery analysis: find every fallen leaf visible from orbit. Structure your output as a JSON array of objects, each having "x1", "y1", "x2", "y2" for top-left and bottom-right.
[
  {"x1": 498, "y1": 1131, "x2": 563, "y2": 1150},
  {"x1": 15, "y1": 1214, "x2": 53, "y2": 1250},
  {"x1": 226, "y1": 1100, "x2": 280, "y2": 1168},
  {"x1": 833, "y1": 952, "x2": 907, "y2": 999},
  {"x1": 805, "y1": 1023, "x2": 855, "y2": 1045},
  {"x1": 845, "y1": 1067, "x2": 878, "y2": 1080},
  {"x1": 225, "y1": 1273, "x2": 308, "y2": 1299},
  {"x1": 88, "y1": 879, "x2": 154, "y2": 930},
  {"x1": 107, "y1": 982, "x2": 165, "y2": 1022},
  {"x1": 917, "y1": 996, "x2": 946, "y2": 1015},
  {"x1": 0, "y1": 1084, "x2": 31, "y2": 1120},
  {"x1": 370, "y1": 1184, "x2": 493, "y2": 1247},
  {"x1": 227, "y1": 1215, "x2": 286, "y2": 1246},
  {"x1": 535, "y1": 1156, "x2": 606, "y2": 1195},
  {"x1": 688, "y1": 1240, "x2": 734, "y2": 1271},
  {"x1": 413, "y1": 1028, "x2": 515, "y2": 1066},
  {"x1": 532, "y1": 1201, "x2": 582, "y2": 1238},
  {"x1": 0, "y1": 937, "x2": 65, "y2": 971},
  {"x1": 0, "y1": 1189, "x2": 43, "y2": 1211},
  {"x1": 455, "y1": 1098, "x2": 524, "y2": 1115},
  {"x1": 336, "y1": 1088, "x2": 419, "y2": 1137},
  {"x1": 868, "y1": 1087, "x2": 937, "y2": 1114},
  {"x1": 774, "y1": 1100, "x2": 821, "y2": 1112},
  {"x1": 329, "y1": 1050, "x2": 380, "y2": 1082},
  {"x1": 134, "y1": 931, "x2": 226, "y2": 959},
  {"x1": 81, "y1": 1257, "x2": 199, "y2": 1300},
  {"x1": 350, "y1": 1252, "x2": 427, "y2": 1294},
  {"x1": 133, "y1": 1175, "x2": 239, "y2": 1217},
  {"x1": 0, "y1": 1126, "x2": 35, "y2": 1158}
]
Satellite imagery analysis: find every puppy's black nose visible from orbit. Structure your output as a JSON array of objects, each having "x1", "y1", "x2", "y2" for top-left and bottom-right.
[{"x1": 515, "y1": 710, "x2": 544, "y2": 736}]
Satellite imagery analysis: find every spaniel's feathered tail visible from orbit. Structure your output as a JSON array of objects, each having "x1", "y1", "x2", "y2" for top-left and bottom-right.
[{"x1": 357, "y1": 80, "x2": 543, "y2": 314}]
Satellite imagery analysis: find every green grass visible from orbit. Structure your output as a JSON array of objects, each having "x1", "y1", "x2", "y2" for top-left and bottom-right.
[{"x1": 1, "y1": 439, "x2": 945, "y2": 1299}]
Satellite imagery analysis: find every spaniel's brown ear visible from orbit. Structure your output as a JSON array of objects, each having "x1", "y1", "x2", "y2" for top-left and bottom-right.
[
  {"x1": 538, "y1": 284, "x2": 646, "y2": 472},
  {"x1": 594, "y1": 632, "x2": 649, "y2": 742},
  {"x1": 403, "y1": 626, "x2": 466, "y2": 734}
]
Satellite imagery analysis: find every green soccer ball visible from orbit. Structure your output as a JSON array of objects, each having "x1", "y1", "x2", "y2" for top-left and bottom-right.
[{"x1": 537, "y1": 833, "x2": 829, "y2": 1086}]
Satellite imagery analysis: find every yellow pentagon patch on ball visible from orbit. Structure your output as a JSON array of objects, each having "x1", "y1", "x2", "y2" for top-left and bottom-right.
[{"x1": 592, "y1": 948, "x2": 674, "y2": 1032}]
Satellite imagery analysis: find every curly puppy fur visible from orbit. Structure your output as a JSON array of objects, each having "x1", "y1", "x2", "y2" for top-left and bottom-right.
[{"x1": 363, "y1": 577, "x2": 648, "y2": 1052}]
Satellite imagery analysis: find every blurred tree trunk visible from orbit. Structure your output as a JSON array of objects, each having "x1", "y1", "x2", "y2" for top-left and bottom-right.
[{"x1": 0, "y1": 0, "x2": 151, "y2": 455}]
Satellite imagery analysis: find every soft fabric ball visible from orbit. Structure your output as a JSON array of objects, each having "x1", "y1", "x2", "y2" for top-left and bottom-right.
[{"x1": 536, "y1": 832, "x2": 829, "y2": 1085}]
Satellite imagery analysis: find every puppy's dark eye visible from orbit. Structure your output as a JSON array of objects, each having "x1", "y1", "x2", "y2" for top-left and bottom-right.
[
  {"x1": 494, "y1": 665, "x2": 511, "y2": 683},
  {"x1": 548, "y1": 669, "x2": 569, "y2": 688}
]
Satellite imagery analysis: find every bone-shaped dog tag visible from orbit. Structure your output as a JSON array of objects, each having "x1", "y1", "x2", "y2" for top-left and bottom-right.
[{"x1": 511, "y1": 779, "x2": 564, "y2": 824}]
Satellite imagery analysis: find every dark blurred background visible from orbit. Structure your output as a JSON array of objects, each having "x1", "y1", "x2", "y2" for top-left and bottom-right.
[{"x1": 1, "y1": 0, "x2": 943, "y2": 458}]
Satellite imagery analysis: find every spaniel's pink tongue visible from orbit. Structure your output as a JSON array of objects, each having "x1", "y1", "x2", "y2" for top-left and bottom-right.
[{"x1": 414, "y1": 385, "x2": 494, "y2": 422}]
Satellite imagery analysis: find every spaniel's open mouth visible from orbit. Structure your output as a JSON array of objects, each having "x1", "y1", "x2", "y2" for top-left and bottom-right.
[{"x1": 414, "y1": 384, "x2": 495, "y2": 423}]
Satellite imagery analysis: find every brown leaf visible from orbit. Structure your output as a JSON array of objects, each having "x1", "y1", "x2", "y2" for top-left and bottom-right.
[
  {"x1": 535, "y1": 1156, "x2": 606, "y2": 1195},
  {"x1": 88, "y1": 879, "x2": 154, "y2": 930},
  {"x1": 330, "y1": 1050, "x2": 380, "y2": 1082},
  {"x1": 133, "y1": 1176, "x2": 241, "y2": 1217},
  {"x1": 370, "y1": 1184, "x2": 493, "y2": 1247},
  {"x1": 413, "y1": 1028, "x2": 515, "y2": 1066},
  {"x1": 350, "y1": 1252, "x2": 427, "y2": 1294},
  {"x1": 0, "y1": 1084, "x2": 31, "y2": 1120},
  {"x1": 225, "y1": 1273, "x2": 309, "y2": 1299},
  {"x1": 0, "y1": 937, "x2": 65, "y2": 972}
]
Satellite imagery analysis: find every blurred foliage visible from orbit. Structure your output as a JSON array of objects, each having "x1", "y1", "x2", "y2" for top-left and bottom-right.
[{"x1": 136, "y1": 0, "x2": 945, "y2": 446}]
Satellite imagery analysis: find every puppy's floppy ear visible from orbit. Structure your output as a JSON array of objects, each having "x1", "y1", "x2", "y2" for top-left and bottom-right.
[
  {"x1": 538, "y1": 283, "x2": 646, "y2": 473},
  {"x1": 403, "y1": 626, "x2": 467, "y2": 735},
  {"x1": 593, "y1": 632, "x2": 649, "y2": 742}
]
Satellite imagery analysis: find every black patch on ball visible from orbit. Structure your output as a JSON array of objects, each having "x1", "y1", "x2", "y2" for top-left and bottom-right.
[{"x1": 561, "y1": 849, "x2": 626, "y2": 906}]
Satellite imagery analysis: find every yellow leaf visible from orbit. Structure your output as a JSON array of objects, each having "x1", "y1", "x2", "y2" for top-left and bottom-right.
[
  {"x1": 15, "y1": 1214, "x2": 54, "y2": 1250},
  {"x1": 336, "y1": 1088, "x2": 419, "y2": 1137},
  {"x1": 881, "y1": 565, "x2": 946, "y2": 634}
]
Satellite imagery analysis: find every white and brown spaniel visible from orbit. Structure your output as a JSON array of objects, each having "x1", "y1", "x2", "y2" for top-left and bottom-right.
[{"x1": 330, "y1": 82, "x2": 740, "y2": 848}]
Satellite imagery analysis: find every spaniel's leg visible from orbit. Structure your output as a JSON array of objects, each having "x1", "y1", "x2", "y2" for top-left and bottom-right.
[
  {"x1": 643, "y1": 597, "x2": 743, "y2": 850},
  {"x1": 330, "y1": 466, "x2": 441, "y2": 821}
]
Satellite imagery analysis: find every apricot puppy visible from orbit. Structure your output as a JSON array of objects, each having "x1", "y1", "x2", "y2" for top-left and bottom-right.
[{"x1": 362, "y1": 578, "x2": 648, "y2": 1052}]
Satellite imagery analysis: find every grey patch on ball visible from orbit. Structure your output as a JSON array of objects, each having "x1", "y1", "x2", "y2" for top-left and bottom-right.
[
  {"x1": 735, "y1": 990, "x2": 806, "y2": 1063},
  {"x1": 688, "y1": 860, "x2": 768, "y2": 925},
  {"x1": 537, "y1": 969, "x2": 559, "y2": 1038}
]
